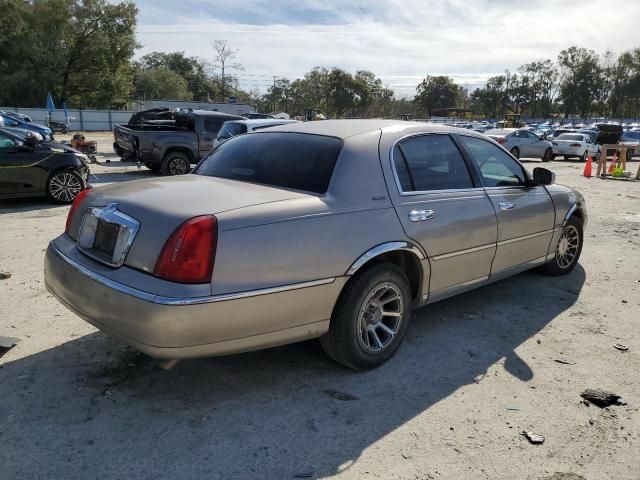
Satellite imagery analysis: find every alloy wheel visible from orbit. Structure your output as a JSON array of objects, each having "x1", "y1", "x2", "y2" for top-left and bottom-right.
[
  {"x1": 49, "y1": 172, "x2": 82, "y2": 202},
  {"x1": 556, "y1": 225, "x2": 579, "y2": 269},
  {"x1": 357, "y1": 283, "x2": 404, "y2": 353},
  {"x1": 169, "y1": 157, "x2": 188, "y2": 175}
]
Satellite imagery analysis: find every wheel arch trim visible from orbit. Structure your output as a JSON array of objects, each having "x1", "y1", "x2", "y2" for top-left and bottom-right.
[{"x1": 346, "y1": 241, "x2": 426, "y2": 276}]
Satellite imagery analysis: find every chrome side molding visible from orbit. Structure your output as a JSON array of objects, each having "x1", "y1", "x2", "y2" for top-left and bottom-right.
[{"x1": 346, "y1": 241, "x2": 425, "y2": 276}]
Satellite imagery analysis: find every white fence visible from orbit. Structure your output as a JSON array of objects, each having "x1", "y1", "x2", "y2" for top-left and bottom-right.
[{"x1": 1, "y1": 107, "x2": 132, "y2": 131}]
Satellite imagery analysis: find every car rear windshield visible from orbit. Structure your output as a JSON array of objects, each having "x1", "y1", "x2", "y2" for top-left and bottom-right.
[
  {"x1": 557, "y1": 134, "x2": 583, "y2": 141},
  {"x1": 194, "y1": 132, "x2": 342, "y2": 194}
]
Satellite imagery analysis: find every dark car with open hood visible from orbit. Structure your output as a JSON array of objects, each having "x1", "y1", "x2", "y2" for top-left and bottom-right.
[{"x1": 0, "y1": 129, "x2": 90, "y2": 203}]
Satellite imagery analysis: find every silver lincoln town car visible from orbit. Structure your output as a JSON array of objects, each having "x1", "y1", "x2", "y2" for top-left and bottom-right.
[{"x1": 44, "y1": 120, "x2": 587, "y2": 370}]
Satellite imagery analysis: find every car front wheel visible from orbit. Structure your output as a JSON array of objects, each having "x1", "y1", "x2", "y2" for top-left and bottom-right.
[
  {"x1": 320, "y1": 263, "x2": 412, "y2": 370},
  {"x1": 46, "y1": 170, "x2": 85, "y2": 203},
  {"x1": 510, "y1": 147, "x2": 520, "y2": 159},
  {"x1": 540, "y1": 216, "x2": 583, "y2": 276},
  {"x1": 542, "y1": 148, "x2": 553, "y2": 162}
]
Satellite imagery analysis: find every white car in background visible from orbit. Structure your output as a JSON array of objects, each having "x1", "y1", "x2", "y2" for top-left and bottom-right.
[
  {"x1": 213, "y1": 119, "x2": 300, "y2": 148},
  {"x1": 551, "y1": 133, "x2": 599, "y2": 161},
  {"x1": 484, "y1": 128, "x2": 554, "y2": 161}
]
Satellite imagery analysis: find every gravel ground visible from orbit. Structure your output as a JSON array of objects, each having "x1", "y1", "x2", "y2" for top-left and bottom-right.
[{"x1": 1, "y1": 133, "x2": 639, "y2": 480}]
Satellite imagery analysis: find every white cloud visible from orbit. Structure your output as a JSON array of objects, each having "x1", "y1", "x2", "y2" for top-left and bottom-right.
[{"x1": 133, "y1": 0, "x2": 640, "y2": 96}]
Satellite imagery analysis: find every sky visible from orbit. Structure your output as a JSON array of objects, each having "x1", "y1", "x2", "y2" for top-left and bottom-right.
[{"x1": 131, "y1": 0, "x2": 640, "y2": 97}]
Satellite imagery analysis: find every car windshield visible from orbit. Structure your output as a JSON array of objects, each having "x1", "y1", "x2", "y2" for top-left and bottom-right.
[
  {"x1": 557, "y1": 134, "x2": 583, "y2": 141},
  {"x1": 217, "y1": 122, "x2": 247, "y2": 140},
  {"x1": 194, "y1": 132, "x2": 342, "y2": 194}
]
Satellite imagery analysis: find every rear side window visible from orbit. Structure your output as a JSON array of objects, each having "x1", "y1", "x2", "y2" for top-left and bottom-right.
[
  {"x1": 393, "y1": 134, "x2": 473, "y2": 191},
  {"x1": 217, "y1": 122, "x2": 247, "y2": 140},
  {"x1": 175, "y1": 114, "x2": 195, "y2": 131},
  {"x1": 203, "y1": 117, "x2": 226, "y2": 134},
  {"x1": 194, "y1": 132, "x2": 342, "y2": 194}
]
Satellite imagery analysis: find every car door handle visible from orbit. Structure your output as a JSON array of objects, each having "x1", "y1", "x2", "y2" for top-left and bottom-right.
[
  {"x1": 499, "y1": 202, "x2": 515, "y2": 211},
  {"x1": 409, "y1": 209, "x2": 435, "y2": 222}
]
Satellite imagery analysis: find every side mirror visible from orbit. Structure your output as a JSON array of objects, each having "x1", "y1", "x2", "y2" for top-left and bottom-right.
[{"x1": 533, "y1": 167, "x2": 555, "y2": 185}]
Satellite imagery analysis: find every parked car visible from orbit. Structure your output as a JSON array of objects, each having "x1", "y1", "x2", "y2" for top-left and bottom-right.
[
  {"x1": 44, "y1": 120, "x2": 587, "y2": 370},
  {"x1": 0, "y1": 129, "x2": 89, "y2": 202},
  {"x1": 485, "y1": 128, "x2": 554, "y2": 161},
  {"x1": 213, "y1": 119, "x2": 300, "y2": 147},
  {"x1": 621, "y1": 130, "x2": 640, "y2": 158},
  {"x1": 0, "y1": 112, "x2": 53, "y2": 140},
  {"x1": 113, "y1": 110, "x2": 244, "y2": 174},
  {"x1": 551, "y1": 133, "x2": 600, "y2": 161},
  {"x1": 0, "y1": 126, "x2": 45, "y2": 142},
  {"x1": 0, "y1": 111, "x2": 33, "y2": 123}
]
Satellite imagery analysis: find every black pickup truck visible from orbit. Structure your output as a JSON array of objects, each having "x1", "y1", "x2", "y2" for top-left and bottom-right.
[{"x1": 113, "y1": 110, "x2": 244, "y2": 175}]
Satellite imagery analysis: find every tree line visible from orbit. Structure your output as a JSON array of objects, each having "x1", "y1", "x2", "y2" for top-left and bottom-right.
[{"x1": 1, "y1": 0, "x2": 639, "y2": 119}]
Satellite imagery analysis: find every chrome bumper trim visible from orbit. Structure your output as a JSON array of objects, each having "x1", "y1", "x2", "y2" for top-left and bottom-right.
[{"x1": 49, "y1": 241, "x2": 335, "y2": 306}]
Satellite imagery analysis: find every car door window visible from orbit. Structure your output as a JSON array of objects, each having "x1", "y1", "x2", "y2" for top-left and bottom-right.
[
  {"x1": 459, "y1": 135, "x2": 526, "y2": 187},
  {"x1": 393, "y1": 134, "x2": 473, "y2": 192}
]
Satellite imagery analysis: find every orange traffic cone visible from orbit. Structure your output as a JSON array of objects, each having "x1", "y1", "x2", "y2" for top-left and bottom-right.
[
  {"x1": 583, "y1": 155, "x2": 593, "y2": 177},
  {"x1": 608, "y1": 152, "x2": 618, "y2": 174}
]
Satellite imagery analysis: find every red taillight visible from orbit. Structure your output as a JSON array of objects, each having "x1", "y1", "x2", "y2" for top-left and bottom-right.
[
  {"x1": 496, "y1": 138, "x2": 507, "y2": 145},
  {"x1": 65, "y1": 187, "x2": 92, "y2": 234},
  {"x1": 154, "y1": 215, "x2": 217, "y2": 284},
  {"x1": 570, "y1": 143, "x2": 581, "y2": 147}
]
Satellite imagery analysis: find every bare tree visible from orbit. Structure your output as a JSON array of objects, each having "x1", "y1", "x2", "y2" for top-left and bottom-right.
[{"x1": 211, "y1": 40, "x2": 244, "y2": 101}]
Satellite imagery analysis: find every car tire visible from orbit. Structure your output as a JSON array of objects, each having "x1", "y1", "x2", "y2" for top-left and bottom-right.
[
  {"x1": 510, "y1": 147, "x2": 520, "y2": 159},
  {"x1": 46, "y1": 170, "x2": 86, "y2": 203},
  {"x1": 543, "y1": 148, "x2": 553, "y2": 162},
  {"x1": 564, "y1": 155, "x2": 570, "y2": 160},
  {"x1": 539, "y1": 216, "x2": 583, "y2": 276},
  {"x1": 320, "y1": 263, "x2": 412, "y2": 370},
  {"x1": 161, "y1": 152, "x2": 190, "y2": 176},
  {"x1": 580, "y1": 151, "x2": 587, "y2": 162},
  {"x1": 145, "y1": 162, "x2": 161, "y2": 172}
]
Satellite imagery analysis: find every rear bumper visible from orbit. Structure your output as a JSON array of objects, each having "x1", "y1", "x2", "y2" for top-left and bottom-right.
[{"x1": 44, "y1": 241, "x2": 343, "y2": 358}]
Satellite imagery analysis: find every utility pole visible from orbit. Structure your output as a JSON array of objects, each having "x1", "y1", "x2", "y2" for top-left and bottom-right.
[{"x1": 273, "y1": 76, "x2": 277, "y2": 113}]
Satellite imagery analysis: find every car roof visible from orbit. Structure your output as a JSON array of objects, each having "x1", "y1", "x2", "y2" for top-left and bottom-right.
[{"x1": 264, "y1": 119, "x2": 486, "y2": 140}]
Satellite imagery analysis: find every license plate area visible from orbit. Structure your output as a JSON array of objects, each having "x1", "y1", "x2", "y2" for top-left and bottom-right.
[{"x1": 77, "y1": 203, "x2": 139, "y2": 267}]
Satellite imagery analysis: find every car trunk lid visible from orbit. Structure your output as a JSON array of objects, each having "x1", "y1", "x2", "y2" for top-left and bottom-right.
[{"x1": 72, "y1": 175, "x2": 309, "y2": 274}]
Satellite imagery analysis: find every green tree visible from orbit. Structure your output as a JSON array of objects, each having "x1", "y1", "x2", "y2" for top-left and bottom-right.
[
  {"x1": 557, "y1": 46, "x2": 605, "y2": 117},
  {"x1": 0, "y1": 0, "x2": 138, "y2": 108},
  {"x1": 135, "y1": 67, "x2": 192, "y2": 101},
  {"x1": 414, "y1": 75, "x2": 462, "y2": 117}
]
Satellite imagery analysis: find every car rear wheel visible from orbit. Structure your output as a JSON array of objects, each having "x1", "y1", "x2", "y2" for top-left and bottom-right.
[
  {"x1": 539, "y1": 216, "x2": 583, "y2": 276},
  {"x1": 46, "y1": 170, "x2": 85, "y2": 203},
  {"x1": 320, "y1": 263, "x2": 412, "y2": 370},
  {"x1": 161, "y1": 152, "x2": 190, "y2": 176},
  {"x1": 580, "y1": 151, "x2": 588, "y2": 162},
  {"x1": 510, "y1": 147, "x2": 520, "y2": 159},
  {"x1": 542, "y1": 148, "x2": 553, "y2": 162}
]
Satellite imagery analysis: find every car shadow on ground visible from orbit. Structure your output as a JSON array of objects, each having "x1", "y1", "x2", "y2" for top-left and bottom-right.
[
  {"x1": 0, "y1": 265, "x2": 585, "y2": 478},
  {"x1": 88, "y1": 168, "x2": 158, "y2": 185},
  {"x1": 0, "y1": 197, "x2": 67, "y2": 215}
]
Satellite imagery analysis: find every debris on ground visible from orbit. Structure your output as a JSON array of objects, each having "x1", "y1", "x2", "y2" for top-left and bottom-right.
[
  {"x1": 613, "y1": 343, "x2": 629, "y2": 351},
  {"x1": 324, "y1": 389, "x2": 360, "y2": 401},
  {"x1": 580, "y1": 388, "x2": 625, "y2": 408},
  {"x1": 506, "y1": 405, "x2": 520, "y2": 411},
  {"x1": 0, "y1": 272, "x2": 11, "y2": 280},
  {"x1": 401, "y1": 450, "x2": 413, "y2": 459},
  {"x1": 555, "y1": 358, "x2": 577, "y2": 365},
  {"x1": 521, "y1": 431, "x2": 545, "y2": 444}
]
